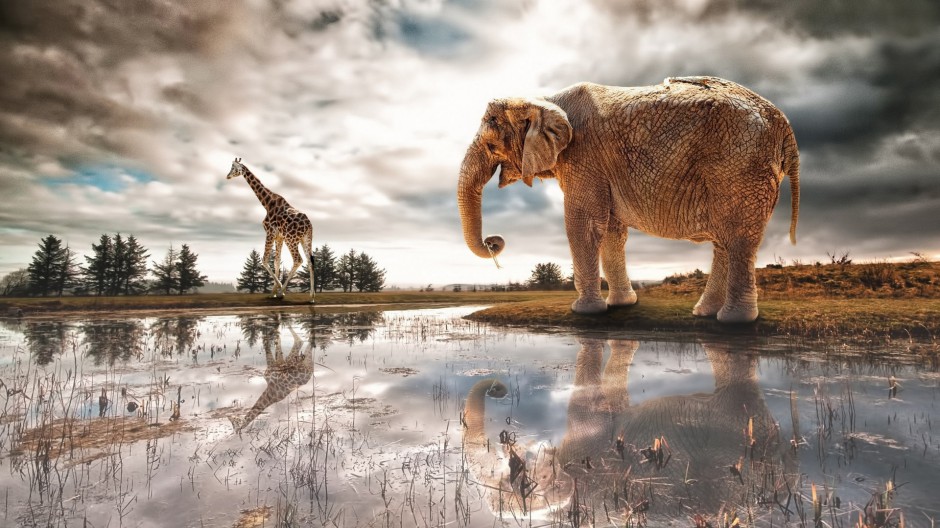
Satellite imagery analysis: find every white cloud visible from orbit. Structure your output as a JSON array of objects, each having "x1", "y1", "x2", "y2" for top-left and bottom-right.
[{"x1": 1, "y1": 0, "x2": 938, "y2": 288}]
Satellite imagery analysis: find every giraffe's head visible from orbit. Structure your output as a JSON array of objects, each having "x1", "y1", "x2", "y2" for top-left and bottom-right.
[{"x1": 226, "y1": 157, "x2": 247, "y2": 179}]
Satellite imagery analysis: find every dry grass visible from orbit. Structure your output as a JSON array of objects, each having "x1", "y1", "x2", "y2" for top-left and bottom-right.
[
  {"x1": 0, "y1": 290, "x2": 565, "y2": 318},
  {"x1": 14, "y1": 415, "x2": 193, "y2": 464},
  {"x1": 469, "y1": 260, "x2": 940, "y2": 350},
  {"x1": 232, "y1": 506, "x2": 273, "y2": 528},
  {"x1": 654, "y1": 259, "x2": 940, "y2": 299}
]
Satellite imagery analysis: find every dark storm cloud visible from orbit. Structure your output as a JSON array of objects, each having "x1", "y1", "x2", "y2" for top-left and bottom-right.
[
  {"x1": 538, "y1": 0, "x2": 940, "y2": 264},
  {"x1": 582, "y1": 0, "x2": 940, "y2": 154},
  {"x1": 0, "y1": 1, "x2": 241, "y2": 161},
  {"x1": 0, "y1": 2, "x2": 237, "y2": 56},
  {"x1": 737, "y1": 0, "x2": 940, "y2": 38},
  {"x1": 785, "y1": 31, "x2": 940, "y2": 154}
]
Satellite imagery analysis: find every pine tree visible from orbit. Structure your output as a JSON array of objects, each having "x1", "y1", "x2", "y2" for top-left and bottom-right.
[
  {"x1": 151, "y1": 246, "x2": 179, "y2": 295},
  {"x1": 122, "y1": 235, "x2": 150, "y2": 295},
  {"x1": 313, "y1": 244, "x2": 337, "y2": 292},
  {"x1": 353, "y1": 251, "x2": 386, "y2": 292},
  {"x1": 281, "y1": 265, "x2": 303, "y2": 293},
  {"x1": 337, "y1": 249, "x2": 356, "y2": 293},
  {"x1": 108, "y1": 233, "x2": 128, "y2": 296},
  {"x1": 54, "y1": 245, "x2": 79, "y2": 296},
  {"x1": 176, "y1": 244, "x2": 207, "y2": 294},
  {"x1": 27, "y1": 235, "x2": 67, "y2": 296},
  {"x1": 237, "y1": 249, "x2": 268, "y2": 293},
  {"x1": 295, "y1": 262, "x2": 312, "y2": 292},
  {"x1": 83, "y1": 234, "x2": 113, "y2": 296},
  {"x1": 528, "y1": 262, "x2": 564, "y2": 290}
]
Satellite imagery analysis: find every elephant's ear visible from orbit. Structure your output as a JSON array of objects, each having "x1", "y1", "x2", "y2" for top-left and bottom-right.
[{"x1": 521, "y1": 100, "x2": 572, "y2": 184}]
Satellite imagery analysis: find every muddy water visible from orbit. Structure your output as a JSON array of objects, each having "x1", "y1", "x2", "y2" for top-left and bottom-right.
[{"x1": 0, "y1": 306, "x2": 937, "y2": 527}]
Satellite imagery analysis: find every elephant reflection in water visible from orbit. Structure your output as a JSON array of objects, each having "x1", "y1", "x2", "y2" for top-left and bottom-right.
[
  {"x1": 462, "y1": 338, "x2": 795, "y2": 524},
  {"x1": 230, "y1": 323, "x2": 314, "y2": 434}
]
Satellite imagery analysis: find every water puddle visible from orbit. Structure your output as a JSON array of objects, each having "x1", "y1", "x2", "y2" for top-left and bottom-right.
[{"x1": 0, "y1": 306, "x2": 937, "y2": 527}]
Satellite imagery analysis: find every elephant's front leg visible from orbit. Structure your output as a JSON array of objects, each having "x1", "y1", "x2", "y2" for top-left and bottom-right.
[
  {"x1": 566, "y1": 206, "x2": 607, "y2": 314},
  {"x1": 600, "y1": 226, "x2": 637, "y2": 307}
]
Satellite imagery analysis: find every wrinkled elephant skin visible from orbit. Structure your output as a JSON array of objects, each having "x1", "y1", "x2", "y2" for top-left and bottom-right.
[{"x1": 457, "y1": 77, "x2": 800, "y2": 322}]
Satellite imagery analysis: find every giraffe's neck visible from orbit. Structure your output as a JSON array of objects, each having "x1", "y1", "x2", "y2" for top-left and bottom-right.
[{"x1": 242, "y1": 168, "x2": 275, "y2": 209}]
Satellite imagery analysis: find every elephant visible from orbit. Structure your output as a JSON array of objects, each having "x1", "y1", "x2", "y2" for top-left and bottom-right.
[
  {"x1": 461, "y1": 338, "x2": 796, "y2": 524},
  {"x1": 457, "y1": 76, "x2": 800, "y2": 323}
]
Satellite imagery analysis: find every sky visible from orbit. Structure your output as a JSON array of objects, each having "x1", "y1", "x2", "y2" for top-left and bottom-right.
[{"x1": 1, "y1": 0, "x2": 938, "y2": 288}]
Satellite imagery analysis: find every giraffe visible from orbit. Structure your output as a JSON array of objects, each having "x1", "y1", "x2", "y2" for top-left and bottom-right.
[
  {"x1": 230, "y1": 320, "x2": 314, "y2": 433},
  {"x1": 226, "y1": 158, "x2": 315, "y2": 301}
]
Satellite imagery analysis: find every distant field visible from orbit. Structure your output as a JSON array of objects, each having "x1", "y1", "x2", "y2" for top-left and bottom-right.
[
  {"x1": 2, "y1": 260, "x2": 938, "y2": 350},
  {"x1": 0, "y1": 290, "x2": 571, "y2": 317}
]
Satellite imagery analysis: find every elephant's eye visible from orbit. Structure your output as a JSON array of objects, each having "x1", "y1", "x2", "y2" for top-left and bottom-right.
[{"x1": 486, "y1": 143, "x2": 498, "y2": 153}]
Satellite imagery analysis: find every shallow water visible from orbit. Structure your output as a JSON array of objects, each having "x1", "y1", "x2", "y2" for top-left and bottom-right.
[{"x1": 0, "y1": 306, "x2": 937, "y2": 527}]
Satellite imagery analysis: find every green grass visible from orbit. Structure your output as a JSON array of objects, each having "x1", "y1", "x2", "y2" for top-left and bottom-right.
[{"x1": 0, "y1": 291, "x2": 566, "y2": 317}]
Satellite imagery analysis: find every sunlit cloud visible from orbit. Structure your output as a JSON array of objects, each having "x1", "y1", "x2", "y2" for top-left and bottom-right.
[{"x1": 1, "y1": 0, "x2": 938, "y2": 286}]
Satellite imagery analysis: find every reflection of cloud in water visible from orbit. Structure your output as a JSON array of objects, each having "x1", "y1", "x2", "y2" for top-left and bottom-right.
[{"x1": 0, "y1": 307, "x2": 938, "y2": 526}]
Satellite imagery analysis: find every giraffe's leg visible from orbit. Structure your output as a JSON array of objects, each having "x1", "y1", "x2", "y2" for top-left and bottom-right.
[
  {"x1": 302, "y1": 230, "x2": 315, "y2": 303},
  {"x1": 282, "y1": 242, "x2": 304, "y2": 298},
  {"x1": 261, "y1": 234, "x2": 281, "y2": 297},
  {"x1": 271, "y1": 237, "x2": 285, "y2": 298}
]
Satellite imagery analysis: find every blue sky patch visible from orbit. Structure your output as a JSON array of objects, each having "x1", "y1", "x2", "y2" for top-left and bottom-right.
[{"x1": 42, "y1": 165, "x2": 156, "y2": 193}]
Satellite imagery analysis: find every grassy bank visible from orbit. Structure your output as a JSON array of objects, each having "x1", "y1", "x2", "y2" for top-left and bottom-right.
[
  {"x1": 467, "y1": 293, "x2": 940, "y2": 345},
  {"x1": 2, "y1": 260, "x2": 938, "y2": 350},
  {"x1": 469, "y1": 259, "x2": 940, "y2": 350}
]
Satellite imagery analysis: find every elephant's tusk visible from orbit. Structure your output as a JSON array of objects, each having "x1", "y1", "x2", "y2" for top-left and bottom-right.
[{"x1": 486, "y1": 244, "x2": 502, "y2": 269}]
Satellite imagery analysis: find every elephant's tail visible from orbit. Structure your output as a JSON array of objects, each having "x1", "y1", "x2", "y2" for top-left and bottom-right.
[{"x1": 782, "y1": 129, "x2": 800, "y2": 245}]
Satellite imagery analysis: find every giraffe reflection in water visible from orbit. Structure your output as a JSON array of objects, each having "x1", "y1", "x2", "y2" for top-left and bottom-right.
[{"x1": 230, "y1": 316, "x2": 314, "y2": 433}]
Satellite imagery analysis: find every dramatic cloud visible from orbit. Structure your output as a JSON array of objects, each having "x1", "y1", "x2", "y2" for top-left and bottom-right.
[{"x1": 0, "y1": 0, "x2": 937, "y2": 287}]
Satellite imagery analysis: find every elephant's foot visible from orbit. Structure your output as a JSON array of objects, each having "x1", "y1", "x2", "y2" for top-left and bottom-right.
[
  {"x1": 606, "y1": 289, "x2": 637, "y2": 306},
  {"x1": 572, "y1": 296, "x2": 608, "y2": 314},
  {"x1": 717, "y1": 303, "x2": 759, "y2": 323},
  {"x1": 692, "y1": 294, "x2": 724, "y2": 317}
]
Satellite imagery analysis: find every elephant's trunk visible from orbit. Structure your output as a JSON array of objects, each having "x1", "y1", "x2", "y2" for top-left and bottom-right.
[
  {"x1": 457, "y1": 141, "x2": 505, "y2": 259},
  {"x1": 464, "y1": 378, "x2": 507, "y2": 445}
]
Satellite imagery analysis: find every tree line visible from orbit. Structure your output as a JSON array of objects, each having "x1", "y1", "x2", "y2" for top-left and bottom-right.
[
  {"x1": 3, "y1": 236, "x2": 390, "y2": 297},
  {"x1": 236, "y1": 244, "x2": 386, "y2": 293},
  {"x1": 4, "y1": 233, "x2": 560, "y2": 297},
  {"x1": 2, "y1": 234, "x2": 207, "y2": 297}
]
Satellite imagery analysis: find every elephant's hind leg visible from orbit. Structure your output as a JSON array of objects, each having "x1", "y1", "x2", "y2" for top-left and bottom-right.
[
  {"x1": 601, "y1": 227, "x2": 637, "y2": 307},
  {"x1": 717, "y1": 239, "x2": 760, "y2": 323},
  {"x1": 693, "y1": 245, "x2": 729, "y2": 317}
]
